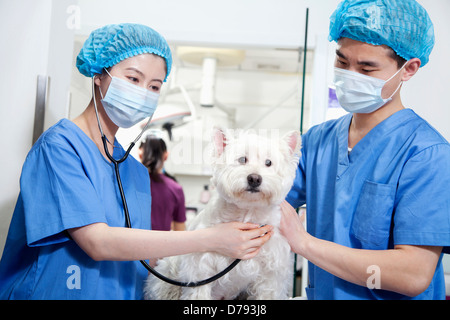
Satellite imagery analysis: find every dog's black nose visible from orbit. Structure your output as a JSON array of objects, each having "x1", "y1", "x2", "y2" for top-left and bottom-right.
[{"x1": 247, "y1": 174, "x2": 262, "y2": 188}]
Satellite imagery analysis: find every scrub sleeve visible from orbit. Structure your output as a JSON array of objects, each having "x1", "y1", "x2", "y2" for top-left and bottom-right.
[
  {"x1": 286, "y1": 109, "x2": 450, "y2": 299},
  {"x1": 0, "y1": 119, "x2": 151, "y2": 299},
  {"x1": 394, "y1": 144, "x2": 450, "y2": 251},
  {"x1": 23, "y1": 136, "x2": 107, "y2": 247}
]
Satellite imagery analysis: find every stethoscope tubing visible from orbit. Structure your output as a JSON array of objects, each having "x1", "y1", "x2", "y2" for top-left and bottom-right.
[
  {"x1": 101, "y1": 135, "x2": 241, "y2": 287},
  {"x1": 93, "y1": 74, "x2": 241, "y2": 287}
]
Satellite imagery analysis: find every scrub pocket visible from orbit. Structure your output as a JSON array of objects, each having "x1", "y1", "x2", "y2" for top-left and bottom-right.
[{"x1": 351, "y1": 180, "x2": 396, "y2": 249}]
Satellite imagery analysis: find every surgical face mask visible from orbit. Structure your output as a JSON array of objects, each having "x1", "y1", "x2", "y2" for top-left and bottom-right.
[
  {"x1": 333, "y1": 63, "x2": 406, "y2": 114},
  {"x1": 99, "y1": 70, "x2": 159, "y2": 128}
]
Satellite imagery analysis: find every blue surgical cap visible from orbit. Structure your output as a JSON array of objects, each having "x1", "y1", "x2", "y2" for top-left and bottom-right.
[
  {"x1": 76, "y1": 23, "x2": 172, "y2": 81},
  {"x1": 329, "y1": 0, "x2": 434, "y2": 67}
]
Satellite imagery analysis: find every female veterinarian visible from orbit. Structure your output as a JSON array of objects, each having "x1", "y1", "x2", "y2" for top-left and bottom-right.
[
  {"x1": 281, "y1": 0, "x2": 450, "y2": 300},
  {"x1": 0, "y1": 23, "x2": 273, "y2": 300}
]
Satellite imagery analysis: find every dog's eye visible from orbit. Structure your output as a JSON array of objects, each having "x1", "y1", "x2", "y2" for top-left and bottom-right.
[
  {"x1": 265, "y1": 159, "x2": 272, "y2": 167},
  {"x1": 238, "y1": 156, "x2": 248, "y2": 165}
]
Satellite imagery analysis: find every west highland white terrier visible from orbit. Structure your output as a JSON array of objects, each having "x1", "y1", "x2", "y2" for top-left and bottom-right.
[{"x1": 144, "y1": 128, "x2": 301, "y2": 300}]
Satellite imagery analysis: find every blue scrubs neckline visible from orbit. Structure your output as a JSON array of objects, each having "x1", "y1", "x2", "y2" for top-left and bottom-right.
[
  {"x1": 338, "y1": 108, "x2": 417, "y2": 168},
  {"x1": 65, "y1": 118, "x2": 125, "y2": 166}
]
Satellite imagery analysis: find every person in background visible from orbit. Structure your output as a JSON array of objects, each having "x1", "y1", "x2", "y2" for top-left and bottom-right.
[{"x1": 139, "y1": 136, "x2": 186, "y2": 231}]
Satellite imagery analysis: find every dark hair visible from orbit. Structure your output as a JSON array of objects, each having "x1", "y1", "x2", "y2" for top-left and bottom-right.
[
  {"x1": 388, "y1": 48, "x2": 407, "y2": 69},
  {"x1": 336, "y1": 38, "x2": 407, "y2": 69},
  {"x1": 140, "y1": 136, "x2": 176, "y2": 183}
]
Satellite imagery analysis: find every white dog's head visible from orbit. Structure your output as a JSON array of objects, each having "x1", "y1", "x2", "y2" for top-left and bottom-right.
[{"x1": 209, "y1": 128, "x2": 301, "y2": 208}]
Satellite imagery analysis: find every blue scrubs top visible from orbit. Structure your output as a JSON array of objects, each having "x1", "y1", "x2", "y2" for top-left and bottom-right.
[
  {"x1": 0, "y1": 119, "x2": 151, "y2": 299},
  {"x1": 287, "y1": 109, "x2": 450, "y2": 300}
]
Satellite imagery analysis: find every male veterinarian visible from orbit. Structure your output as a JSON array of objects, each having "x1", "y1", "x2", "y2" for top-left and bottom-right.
[{"x1": 281, "y1": 0, "x2": 450, "y2": 300}]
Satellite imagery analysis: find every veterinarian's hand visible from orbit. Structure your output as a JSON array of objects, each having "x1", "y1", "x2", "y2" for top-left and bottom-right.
[
  {"x1": 208, "y1": 222, "x2": 273, "y2": 260},
  {"x1": 279, "y1": 201, "x2": 308, "y2": 255}
]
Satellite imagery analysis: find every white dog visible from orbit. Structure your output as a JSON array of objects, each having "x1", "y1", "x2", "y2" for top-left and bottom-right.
[{"x1": 144, "y1": 128, "x2": 301, "y2": 300}]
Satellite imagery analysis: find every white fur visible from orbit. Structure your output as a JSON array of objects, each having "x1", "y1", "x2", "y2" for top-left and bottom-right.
[{"x1": 144, "y1": 129, "x2": 301, "y2": 300}]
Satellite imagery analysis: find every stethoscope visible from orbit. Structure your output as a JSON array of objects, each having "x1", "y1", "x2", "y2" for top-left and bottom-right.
[{"x1": 92, "y1": 77, "x2": 240, "y2": 287}]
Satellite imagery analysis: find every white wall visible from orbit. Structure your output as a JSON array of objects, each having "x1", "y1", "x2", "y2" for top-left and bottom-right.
[
  {"x1": 402, "y1": 0, "x2": 450, "y2": 140},
  {"x1": 76, "y1": 0, "x2": 309, "y2": 49},
  {"x1": 0, "y1": 0, "x2": 75, "y2": 254},
  {"x1": 0, "y1": 0, "x2": 51, "y2": 254}
]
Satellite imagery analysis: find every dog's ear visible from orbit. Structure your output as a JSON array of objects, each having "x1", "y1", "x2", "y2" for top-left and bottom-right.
[
  {"x1": 282, "y1": 130, "x2": 301, "y2": 155},
  {"x1": 212, "y1": 127, "x2": 227, "y2": 157}
]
